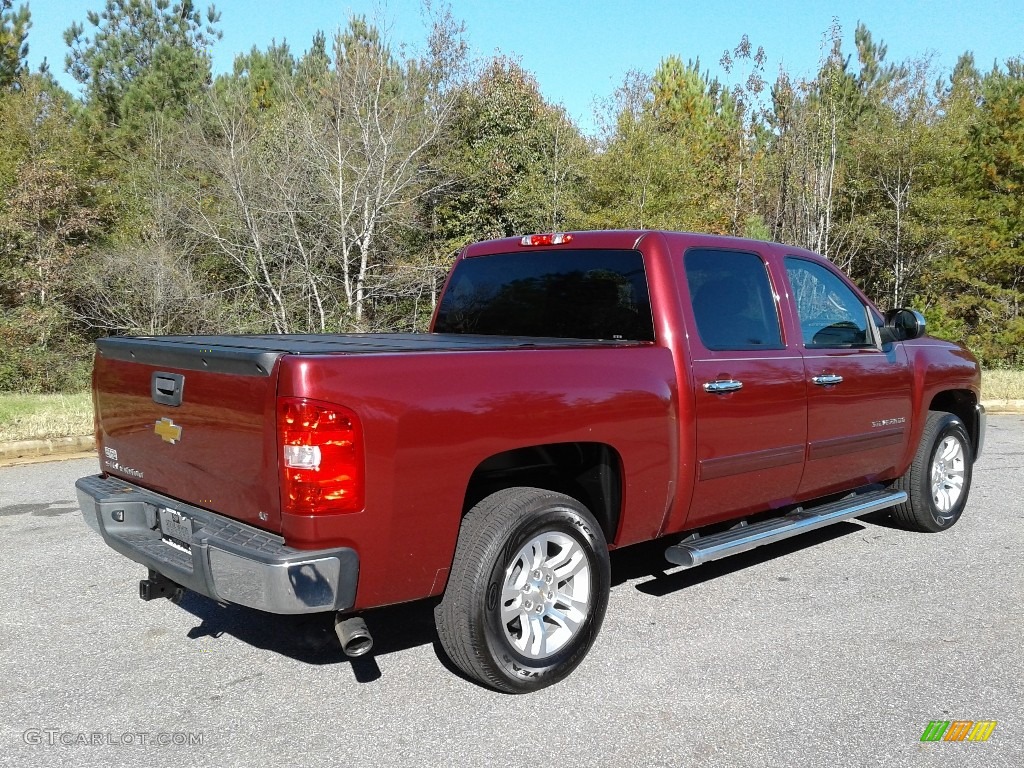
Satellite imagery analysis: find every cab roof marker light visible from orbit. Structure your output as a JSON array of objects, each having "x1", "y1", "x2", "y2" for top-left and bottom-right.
[{"x1": 520, "y1": 233, "x2": 574, "y2": 247}]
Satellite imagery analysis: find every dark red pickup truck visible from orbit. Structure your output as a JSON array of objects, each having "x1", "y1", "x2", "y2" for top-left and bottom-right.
[{"x1": 76, "y1": 230, "x2": 985, "y2": 692}]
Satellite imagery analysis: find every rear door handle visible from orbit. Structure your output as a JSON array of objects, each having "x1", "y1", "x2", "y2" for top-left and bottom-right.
[
  {"x1": 704, "y1": 379, "x2": 743, "y2": 394},
  {"x1": 812, "y1": 374, "x2": 844, "y2": 386}
]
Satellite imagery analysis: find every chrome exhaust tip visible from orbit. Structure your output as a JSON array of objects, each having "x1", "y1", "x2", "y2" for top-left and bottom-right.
[{"x1": 335, "y1": 615, "x2": 373, "y2": 657}]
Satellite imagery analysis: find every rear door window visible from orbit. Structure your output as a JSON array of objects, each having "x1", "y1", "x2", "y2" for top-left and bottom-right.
[{"x1": 683, "y1": 248, "x2": 784, "y2": 351}]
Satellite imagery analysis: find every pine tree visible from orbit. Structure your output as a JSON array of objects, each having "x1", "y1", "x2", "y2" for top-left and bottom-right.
[
  {"x1": 64, "y1": 0, "x2": 221, "y2": 129},
  {"x1": 0, "y1": 0, "x2": 29, "y2": 90}
]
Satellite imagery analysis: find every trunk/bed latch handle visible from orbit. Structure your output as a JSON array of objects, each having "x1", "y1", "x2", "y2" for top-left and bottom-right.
[{"x1": 152, "y1": 372, "x2": 185, "y2": 407}]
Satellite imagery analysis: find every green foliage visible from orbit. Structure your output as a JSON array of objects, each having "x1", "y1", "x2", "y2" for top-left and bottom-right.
[
  {"x1": 968, "y1": 61, "x2": 1024, "y2": 254},
  {"x1": 224, "y1": 41, "x2": 296, "y2": 112},
  {"x1": 0, "y1": 0, "x2": 29, "y2": 90},
  {"x1": 3, "y1": 12, "x2": 1024, "y2": 391},
  {"x1": 651, "y1": 55, "x2": 717, "y2": 128},
  {"x1": 0, "y1": 305, "x2": 92, "y2": 392},
  {"x1": 0, "y1": 75, "x2": 109, "y2": 393},
  {"x1": 585, "y1": 57, "x2": 740, "y2": 233},
  {"x1": 742, "y1": 214, "x2": 771, "y2": 240},
  {"x1": 64, "y1": 0, "x2": 222, "y2": 129},
  {"x1": 907, "y1": 57, "x2": 1024, "y2": 366},
  {"x1": 432, "y1": 57, "x2": 587, "y2": 249},
  {"x1": 0, "y1": 76, "x2": 108, "y2": 305}
]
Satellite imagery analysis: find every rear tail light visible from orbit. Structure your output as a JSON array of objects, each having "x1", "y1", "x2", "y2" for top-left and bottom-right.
[
  {"x1": 520, "y1": 232, "x2": 574, "y2": 246},
  {"x1": 277, "y1": 397, "x2": 364, "y2": 515}
]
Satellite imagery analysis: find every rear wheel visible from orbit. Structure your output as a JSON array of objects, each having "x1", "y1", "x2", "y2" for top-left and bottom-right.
[
  {"x1": 435, "y1": 487, "x2": 610, "y2": 693},
  {"x1": 891, "y1": 411, "x2": 973, "y2": 532}
]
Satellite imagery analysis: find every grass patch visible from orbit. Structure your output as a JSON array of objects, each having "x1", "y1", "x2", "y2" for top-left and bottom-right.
[
  {"x1": 0, "y1": 391, "x2": 93, "y2": 442},
  {"x1": 981, "y1": 370, "x2": 1024, "y2": 400}
]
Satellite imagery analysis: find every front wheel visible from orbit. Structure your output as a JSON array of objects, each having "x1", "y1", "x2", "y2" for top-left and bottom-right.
[
  {"x1": 891, "y1": 410, "x2": 974, "y2": 532},
  {"x1": 435, "y1": 487, "x2": 610, "y2": 693}
]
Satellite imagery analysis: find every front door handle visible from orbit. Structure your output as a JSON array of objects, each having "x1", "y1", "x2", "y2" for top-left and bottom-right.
[
  {"x1": 704, "y1": 379, "x2": 743, "y2": 394},
  {"x1": 812, "y1": 374, "x2": 844, "y2": 386}
]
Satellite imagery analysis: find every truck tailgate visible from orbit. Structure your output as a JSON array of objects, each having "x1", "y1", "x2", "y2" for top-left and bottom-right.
[{"x1": 93, "y1": 337, "x2": 283, "y2": 532}]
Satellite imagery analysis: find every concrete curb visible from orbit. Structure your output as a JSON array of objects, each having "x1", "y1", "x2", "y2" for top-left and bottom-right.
[
  {"x1": 1, "y1": 399, "x2": 1021, "y2": 465},
  {"x1": 981, "y1": 399, "x2": 1024, "y2": 413},
  {"x1": 0, "y1": 435, "x2": 95, "y2": 463}
]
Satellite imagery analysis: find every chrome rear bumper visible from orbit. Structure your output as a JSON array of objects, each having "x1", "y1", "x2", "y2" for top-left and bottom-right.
[{"x1": 75, "y1": 475, "x2": 358, "y2": 614}]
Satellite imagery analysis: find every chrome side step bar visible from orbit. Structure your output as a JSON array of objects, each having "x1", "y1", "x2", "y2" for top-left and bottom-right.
[{"x1": 664, "y1": 488, "x2": 907, "y2": 569}]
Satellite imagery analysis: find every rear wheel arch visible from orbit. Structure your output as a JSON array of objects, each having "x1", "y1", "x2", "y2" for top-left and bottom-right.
[{"x1": 462, "y1": 442, "x2": 623, "y2": 545}]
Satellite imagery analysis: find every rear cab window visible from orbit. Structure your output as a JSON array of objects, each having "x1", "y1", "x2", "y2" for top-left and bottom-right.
[{"x1": 434, "y1": 249, "x2": 655, "y2": 341}]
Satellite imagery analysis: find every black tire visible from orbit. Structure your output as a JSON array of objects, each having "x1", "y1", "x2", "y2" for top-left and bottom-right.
[
  {"x1": 891, "y1": 410, "x2": 973, "y2": 532},
  {"x1": 435, "y1": 487, "x2": 610, "y2": 693}
]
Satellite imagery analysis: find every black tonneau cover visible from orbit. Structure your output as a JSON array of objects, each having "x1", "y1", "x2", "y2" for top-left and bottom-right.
[{"x1": 97, "y1": 333, "x2": 646, "y2": 376}]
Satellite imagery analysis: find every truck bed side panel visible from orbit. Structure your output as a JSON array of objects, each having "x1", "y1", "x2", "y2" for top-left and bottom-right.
[{"x1": 277, "y1": 346, "x2": 678, "y2": 610}]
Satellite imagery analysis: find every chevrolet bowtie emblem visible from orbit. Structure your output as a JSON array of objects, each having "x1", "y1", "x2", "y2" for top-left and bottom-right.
[{"x1": 154, "y1": 417, "x2": 183, "y2": 444}]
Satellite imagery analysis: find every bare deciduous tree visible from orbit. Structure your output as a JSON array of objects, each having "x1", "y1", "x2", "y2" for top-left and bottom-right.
[
  {"x1": 171, "y1": 12, "x2": 466, "y2": 334},
  {"x1": 301, "y1": 16, "x2": 462, "y2": 326}
]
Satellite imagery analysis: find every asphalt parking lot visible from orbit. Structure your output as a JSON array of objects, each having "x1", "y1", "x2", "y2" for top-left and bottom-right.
[{"x1": 1, "y1": 416, "x2": 1021, "y2": 768}]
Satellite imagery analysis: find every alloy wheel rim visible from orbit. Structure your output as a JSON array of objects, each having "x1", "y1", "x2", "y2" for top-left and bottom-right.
[
  {"x1": 500, "y1": 531, "x2": 592, "y2": 660},
  {"x1": 930, "y1": 435, "x2": 966, "y2": 520}
]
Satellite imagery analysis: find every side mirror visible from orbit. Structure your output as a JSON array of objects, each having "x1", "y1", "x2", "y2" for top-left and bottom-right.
[{"x1": 881, "y1": 308, "x2": 926, "y2": 343}]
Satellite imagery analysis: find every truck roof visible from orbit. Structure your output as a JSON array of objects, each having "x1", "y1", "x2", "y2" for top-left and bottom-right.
[{"x1": 461, "y1": 230, "x2": 826, "y2": 262}]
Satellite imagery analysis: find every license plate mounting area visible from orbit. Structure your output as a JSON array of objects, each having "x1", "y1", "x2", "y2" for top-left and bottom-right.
[{"x1": 158, "y1": 507, "x2": 193, "y2": 548}]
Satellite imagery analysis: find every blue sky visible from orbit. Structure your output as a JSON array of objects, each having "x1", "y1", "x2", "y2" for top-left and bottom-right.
[{"x1": 21, "y1": 0, "x2": 1024, "y2": 134}]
